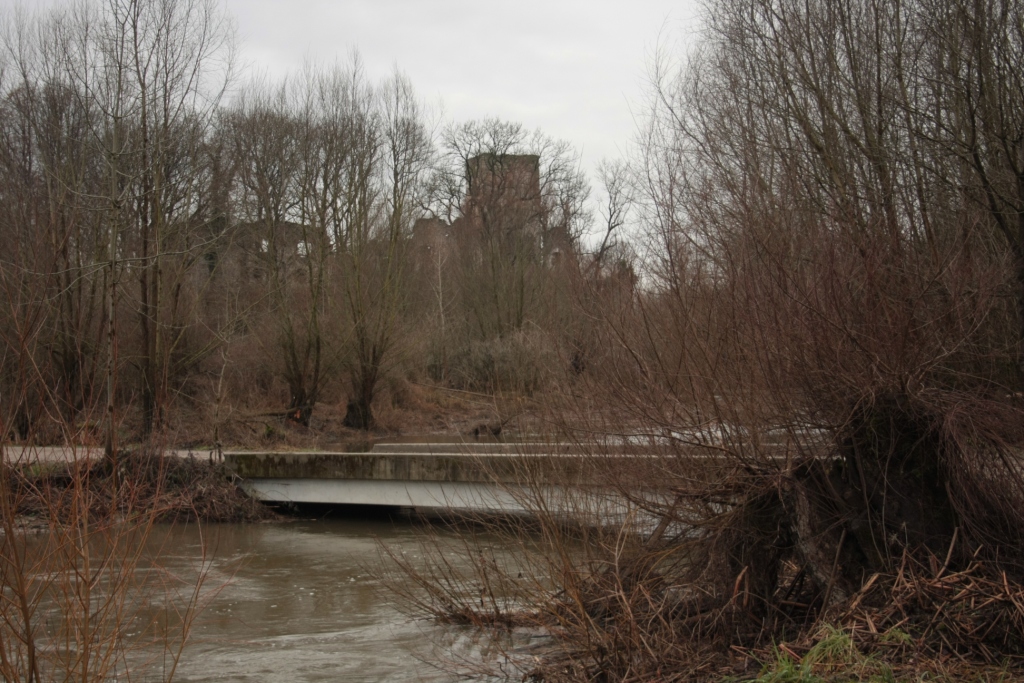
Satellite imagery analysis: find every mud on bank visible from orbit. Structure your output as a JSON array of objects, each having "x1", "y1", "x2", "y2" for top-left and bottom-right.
[{"x1": 6, "y1": 450, "x2": 276, "y2": 524}]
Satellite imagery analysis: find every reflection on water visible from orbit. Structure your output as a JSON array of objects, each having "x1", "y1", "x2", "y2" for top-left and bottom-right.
[{"x1": 144, "y1": 513, "x2": 470, "y2": 683}]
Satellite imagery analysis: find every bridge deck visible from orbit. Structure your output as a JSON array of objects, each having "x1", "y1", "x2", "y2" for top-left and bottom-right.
[
  {"x1": 222, "y1": 441, "x2": 736, "y2": 512},
  {"x1": 225, "y1": 443, "x2": 580, "y2": 511}
]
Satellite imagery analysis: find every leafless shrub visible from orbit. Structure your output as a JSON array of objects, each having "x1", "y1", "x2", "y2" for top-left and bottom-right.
[
  {"x1": 0, "y1": 443, "x2": 225, "y2": 683},
  {"x1": 442, "y1": 330, "x2": 561, "y2": 396},
  {"x1": 381, "y1": 0, "x2": 1024, "y2": 679}
]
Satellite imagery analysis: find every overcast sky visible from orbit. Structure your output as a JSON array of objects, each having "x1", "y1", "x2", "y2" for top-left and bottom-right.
[
  {"x1": 2, "y1": 0, "x2": 702, "y2": 193},
  {"x1": 222, "y1": 0, "x2": 701, "y2": 177}
]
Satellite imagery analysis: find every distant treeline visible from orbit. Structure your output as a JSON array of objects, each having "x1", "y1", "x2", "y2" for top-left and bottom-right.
[{"x1": 0, "y1": 0, "x2": 632, "y2": 443}]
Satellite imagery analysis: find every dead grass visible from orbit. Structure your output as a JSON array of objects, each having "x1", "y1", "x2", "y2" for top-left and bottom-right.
[{"x1": 151, "y1": 378, "x2": 545, "y2": 450}]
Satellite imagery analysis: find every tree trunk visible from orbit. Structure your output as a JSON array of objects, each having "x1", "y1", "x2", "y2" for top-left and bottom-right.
[
  {"x1": 287, "y1": 385, "x2": 313, "y2": 427},
  {"x1": 343, "y1": 376, "x2": 376, "y2": 431}
]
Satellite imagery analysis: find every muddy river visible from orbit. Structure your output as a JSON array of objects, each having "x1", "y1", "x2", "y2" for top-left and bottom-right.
[{"x1": 141, "y1": 512, "x2": 494, "y2": 683}]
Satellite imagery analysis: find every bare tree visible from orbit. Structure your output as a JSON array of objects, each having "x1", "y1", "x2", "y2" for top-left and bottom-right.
[
  {"x1": 224, "y1": 60, "x2": 430, "y2": 430},
  {"x1": 7, "y1": 0, "x2": 235, "y2": 448},
  {"x1": 339, "y1": 69, "x2": 430, "y2": 429},
  {"x1": 226, "y1": 78, "x2": 321, "y2": 423},
  {"x1": 114, "y1": 0, "x2": 234, "y2": 433}
]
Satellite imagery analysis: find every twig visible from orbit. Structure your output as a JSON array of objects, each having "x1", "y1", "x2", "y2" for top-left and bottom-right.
[
  {"x1": 819, "y1": 528, "x2": 848, "y2": 617},
  {"x1": 938, "y1": 526, "x2": 959, "y2": 578}
]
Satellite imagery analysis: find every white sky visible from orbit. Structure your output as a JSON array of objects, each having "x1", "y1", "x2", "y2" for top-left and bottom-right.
[{"x1": 224, "y1": 0, "x2": 701, "y2": 178}]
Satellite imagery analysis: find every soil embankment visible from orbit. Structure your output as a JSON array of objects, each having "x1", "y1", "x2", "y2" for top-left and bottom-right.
[{"x1": 10, "y1": 450, "x2": 275, "y2": 524}]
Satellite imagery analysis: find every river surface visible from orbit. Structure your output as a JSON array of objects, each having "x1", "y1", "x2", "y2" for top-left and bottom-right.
[{"x1": 141, "y1": 513, "x2": 489, "y2": 683}]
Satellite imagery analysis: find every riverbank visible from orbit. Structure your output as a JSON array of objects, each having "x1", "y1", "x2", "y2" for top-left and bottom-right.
[
  {"x1": 101, "y1": 381, "x2": 541, "y2": 454},
  {"x1": 728, "y1": 627, "x2": 1024, "y2": 683},
  {"x1": 9, "y1": 450, "x2": 276, "y2": 524},
  {"x1": 8, "y1": 448, "x2": 1023, "y2": 682}
]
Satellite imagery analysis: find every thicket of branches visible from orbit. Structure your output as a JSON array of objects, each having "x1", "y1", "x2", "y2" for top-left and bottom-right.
[
  {"x1": 384, "y1": 0, "x2": 1024, "y2": 680},
  {"x1": 0, "y1": 449, "x2": 215, "y2": 683},
  {"x1": 0, "y1": 0, "x2": 600, "y2": 445}
]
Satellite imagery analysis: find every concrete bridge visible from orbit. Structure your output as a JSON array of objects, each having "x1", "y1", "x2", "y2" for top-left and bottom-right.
[
  {"x1": 223, "y1": 441, "x2": 599, "y2": 514},
  {"x1": 222, "y1": 438, "x2": 745, "y2": 515},
  {"x1": 0, "y1": 439, "x2": 761, "y2": 515}
]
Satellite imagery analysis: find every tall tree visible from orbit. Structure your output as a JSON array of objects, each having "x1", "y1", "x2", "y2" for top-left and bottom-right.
[{"x1": 339, "y1": 69, "x2": 430, "y2": 429}]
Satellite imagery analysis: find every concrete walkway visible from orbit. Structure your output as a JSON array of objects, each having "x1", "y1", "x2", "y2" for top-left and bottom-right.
[{"x1": 1, "y1": 446, "x2": 221, "y2": 464}]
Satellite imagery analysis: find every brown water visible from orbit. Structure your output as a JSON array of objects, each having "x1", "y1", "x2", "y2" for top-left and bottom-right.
[{"x1": 142, "y1": 516, "x2": 485, "y2": 683}]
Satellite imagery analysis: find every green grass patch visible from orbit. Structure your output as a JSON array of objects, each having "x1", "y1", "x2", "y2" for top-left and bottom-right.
[{"x1": 739, "y1": 627, "x2": 1019, "y2": 683}]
